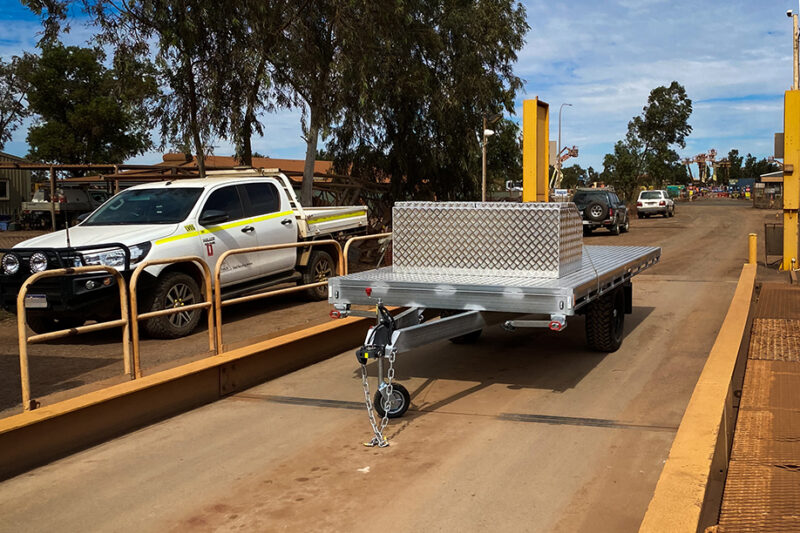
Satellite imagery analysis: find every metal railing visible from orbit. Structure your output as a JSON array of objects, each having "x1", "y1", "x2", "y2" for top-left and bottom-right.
[
  {"x1": 343, "y1": 232, "x2": 392, "y2": 274},
  {"x1": 129, "y1": 257, "x2": 215, "y2": 379},
  {"x1": 213, "y1": 240, "x2": 344, "y2": 352},
  {"x1": 16, "y1": 266, "x2": 130, "y2": 411}
]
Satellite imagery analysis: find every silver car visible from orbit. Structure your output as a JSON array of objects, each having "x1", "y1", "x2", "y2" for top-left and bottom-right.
[{"x1": 637, "y1": 190, "x2": 675, "y2": 218}]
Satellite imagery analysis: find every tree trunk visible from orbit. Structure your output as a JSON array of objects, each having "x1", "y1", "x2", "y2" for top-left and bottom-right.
[
  {"x1": 185, "y1": 61, "x2": 205, "y2": 178},
  {"x1": 301, "y1": 106, "x2": 319, "y2": 207},
  {"x1": 239, "y1": 121, "x2": 253, "y2": 167}
]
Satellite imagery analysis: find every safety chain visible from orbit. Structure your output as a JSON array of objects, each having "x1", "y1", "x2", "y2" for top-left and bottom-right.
[{"x1": 360, "y1": 347, "x2": 397, "y2": 447}]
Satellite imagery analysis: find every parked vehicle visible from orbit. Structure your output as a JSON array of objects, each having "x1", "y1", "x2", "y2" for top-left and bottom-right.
[
  {"x1": 637, "y1": 190, "x2": 674, "y2": 218},
  {"x1": 21, "y1": 184, "x2": 110, "y2": 229},
  {"x1": 571, "y1": 188, "x2": 629, "y2": 235},
  {"x1": 0, "y1": 170, "x2": 367, "y2": 337}
]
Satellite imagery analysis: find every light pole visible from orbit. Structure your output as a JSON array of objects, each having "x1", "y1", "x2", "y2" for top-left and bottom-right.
[
  {"x1": 481, "y1": 113, "x2": 502, "y2": 201},
  {"x1": 557, "y1": 103, "x2": 573, "y2": 179}
]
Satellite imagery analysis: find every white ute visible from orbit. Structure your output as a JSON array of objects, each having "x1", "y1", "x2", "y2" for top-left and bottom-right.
[{"x1": 0, "y1": 170, "x2": 367, "y2": 337}]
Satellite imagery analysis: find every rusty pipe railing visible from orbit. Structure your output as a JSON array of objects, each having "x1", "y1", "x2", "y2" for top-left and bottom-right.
[
  {"x1": 342, "y1": 232, "x2": 392, "y2": 275},
  {"x1": 16, "y1": 266, "x2": 130, "y2": 411},
  {"x1": 129, "y1": 256, "x2": 215, "y2": 379},
  {"x1": 213, "y1": 240, "x2": 343, "y2": 353}
]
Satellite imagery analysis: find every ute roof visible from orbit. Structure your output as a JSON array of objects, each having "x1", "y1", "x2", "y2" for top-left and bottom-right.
[{"x1": 127, "y1": 176, "x2": 278, "y2": 190}]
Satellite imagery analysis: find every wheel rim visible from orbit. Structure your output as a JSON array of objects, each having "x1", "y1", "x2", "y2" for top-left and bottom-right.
[
  {"x1": 313, "y1": 257, "x2": 333, "y2": 282},
  {"x1": 590, "y1": 205, "x2": 604, "y2": 218},
  {"x1": 381, "y1": 389, "x2": 406, "y2": 415},
  {"x1": 165, "y1": 282, "x2": 196, "y2": 328}
]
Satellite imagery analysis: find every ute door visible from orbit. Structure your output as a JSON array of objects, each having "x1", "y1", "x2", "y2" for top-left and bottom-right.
[
  {"x1": 197, "y1": 184, "x2": 261, "y2": 286},
  {"x1": 240, "y1": 181, "x2": 296, "y2": 275}
]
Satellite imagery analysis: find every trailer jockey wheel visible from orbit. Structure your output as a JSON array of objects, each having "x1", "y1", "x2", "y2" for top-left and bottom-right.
[{"x1": 373, "y1": 384, "x2": 410, "y2": 418}]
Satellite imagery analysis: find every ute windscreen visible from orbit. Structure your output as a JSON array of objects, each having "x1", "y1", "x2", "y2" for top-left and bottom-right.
[{"x1": 83, "y1": 188, "x2": 203, "y2": 225}]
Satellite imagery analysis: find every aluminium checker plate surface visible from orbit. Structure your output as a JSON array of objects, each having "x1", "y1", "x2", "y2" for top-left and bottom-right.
[{"x1": 329, "y1": 245, "x2": 661, "y2": 315}]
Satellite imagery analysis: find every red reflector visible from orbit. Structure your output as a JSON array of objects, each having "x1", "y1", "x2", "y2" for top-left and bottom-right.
[
  {"x1": 329, "y1": 310, "x2": 341, "y2": 319},
  {"x1": 365, "y1": 287, "x2": 372, "y2": 297},
  {"x1": 549, "y1": 321, "x2": 564, "y2": 331}
]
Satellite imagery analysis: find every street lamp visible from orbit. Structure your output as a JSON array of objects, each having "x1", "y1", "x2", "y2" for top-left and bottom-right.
[{"x1": 482, "y1": 113, "x2": 502, "y2": 201}]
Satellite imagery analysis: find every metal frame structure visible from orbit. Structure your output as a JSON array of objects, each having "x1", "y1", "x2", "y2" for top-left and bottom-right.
[
  {"x1": 129, "y1": 256, "x2": 215, "y2": 378},
  {"x1": 213, "y1": 240, "x2": 344, "y2": 352},
  {"x1": 16, "y1": 265, "x2": 130, "y2": 411}
]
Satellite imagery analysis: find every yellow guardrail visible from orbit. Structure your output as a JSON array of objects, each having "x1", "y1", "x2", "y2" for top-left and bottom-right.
[
  {"x1": 129, "y1": 256, "x2": 215, "y2": 379},
  {"x1": 16, "y1": 266, "x2": 130, "y2": 411},
  {"x1": 343, "y1": 232, "x2": 392, "y2": 274},
  {"x1": 213, "y1": 240, "x2": 344, "y2": 352}
]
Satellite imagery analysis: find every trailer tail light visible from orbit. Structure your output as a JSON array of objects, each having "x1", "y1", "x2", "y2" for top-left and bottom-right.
[
  {"x1": 659, "y1": 200, "x2": 666, "y2": 206},
  {"x1": 365, "y1": 287, "x2": 372, "y2": 297},
  {"x1": 637, "y1": 201, "x2": 642, "y2": 207}
]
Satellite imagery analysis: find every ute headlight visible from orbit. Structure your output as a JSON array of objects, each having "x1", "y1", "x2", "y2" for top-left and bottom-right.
[
  {"x1": 1, "y1": 253, "x2": 20, "y2": 275},
  {"x1": 29, "y1": 252, "x2": 48, "y2": 273},
  {"x1": 81, "y1": 242, "x2": 151, "y2": 269}
]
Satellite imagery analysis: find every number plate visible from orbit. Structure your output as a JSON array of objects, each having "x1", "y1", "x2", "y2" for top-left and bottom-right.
[{"x1": 24, "y1": 294, "x2": 48, "y2": 309}]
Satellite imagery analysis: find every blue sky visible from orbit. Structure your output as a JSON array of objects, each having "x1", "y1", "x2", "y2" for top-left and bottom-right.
[{"x1": 0, "y1": 0, "x2": 794, "y2": 170}]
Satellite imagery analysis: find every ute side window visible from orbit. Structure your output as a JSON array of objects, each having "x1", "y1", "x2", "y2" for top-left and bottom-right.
[
  {"x1": 242, "y1": 182, "x2": 281, "y2": 217},
  {"x1": 202, "y1": 186, "x2": 244, "y2": 221}
]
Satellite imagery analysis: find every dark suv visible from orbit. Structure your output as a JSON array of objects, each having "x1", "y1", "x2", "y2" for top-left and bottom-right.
[{"x1": 571, "y1": 188, "x2": 629, "y2": 235}]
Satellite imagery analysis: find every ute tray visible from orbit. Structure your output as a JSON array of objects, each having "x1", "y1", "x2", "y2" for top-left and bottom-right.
[{"x1": 329, "y1": 245, "x2": 660, "y2": 315}]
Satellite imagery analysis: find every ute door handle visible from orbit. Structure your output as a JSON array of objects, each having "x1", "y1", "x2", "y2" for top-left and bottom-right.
[
  {"x1": 281, "y1": 219, "x2": 293, "y2": 226},
  {"x1": 241, "y1": 225, "x2": 255, "y2": 233}
]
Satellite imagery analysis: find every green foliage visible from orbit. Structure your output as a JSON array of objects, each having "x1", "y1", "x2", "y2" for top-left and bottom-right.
[
  {"x1": 0, "y1": 57, "x2": 31, "y2": 151},
  {"x1": 603, "y1": 81, "x2": 692, "y2": 201},
  {"x1": 486, "y1": 119, "x2": 522, "y2": 191},
  {"x1": 20, "y1": 43, "x2": 157, "y2": 164},
  {"x1": 560, "y1": 164, "x2": 585, "y2": 189},
  {"x1": 325, "y1": 0, "x2": 528, "y2": 201}
]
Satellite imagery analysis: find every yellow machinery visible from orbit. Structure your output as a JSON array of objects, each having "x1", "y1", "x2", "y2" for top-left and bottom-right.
[{"x1": 522, "y1": 98, "x2": 549, "y2": 202}]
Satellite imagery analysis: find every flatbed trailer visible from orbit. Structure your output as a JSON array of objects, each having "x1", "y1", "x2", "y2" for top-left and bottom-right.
[{"x1": 328, "y1": 201, "x2": 660, "y2": 446}]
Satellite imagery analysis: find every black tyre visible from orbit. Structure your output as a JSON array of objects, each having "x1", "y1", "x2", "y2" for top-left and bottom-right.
[
  {"x1": 26, "y1": 315, "x2": 85, "y2": 335},
  {"x1": 585, "y1": 288, "x2": 625, "y2": 352},
  {"x1": 440, "y1": 310, "x2": 482, "y2": 343},
  {"x1": 373, "y1": 383, "x2": 411, "y2": 418},
  {"x1": 620, "y1": 217, "x2": 630, "y2": 233},
  {"x1": 637, "y1": 212, "x2": 643, "y2": 219},
  {"x1": 302, "y1": 250, "x2": 336, "y2": 300},
  {"x1": 610, "y1": 223, "x2": 621, "y2": 235},
  {"x1": 142, "y1": 272, "x2": 202, "y2": 339},
  {"x1": 668, "y1": 206, "x2": 675, "y2": 217},
  {"x1": 584, "y1": 201, "x2": 608, "y2": 222},
  {"x1": 583, "y1": 226, "x2": 593, "y2": 236}
]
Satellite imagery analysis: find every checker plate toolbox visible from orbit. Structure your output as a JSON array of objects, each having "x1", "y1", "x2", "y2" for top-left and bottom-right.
[{"x1": 329, "y1": 201, "x2": 661, "y2": 444}]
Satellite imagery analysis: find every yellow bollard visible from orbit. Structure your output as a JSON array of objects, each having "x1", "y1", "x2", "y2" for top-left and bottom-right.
[{"x1": 748, "y1": 233, "x2": 757, "y2": 265}]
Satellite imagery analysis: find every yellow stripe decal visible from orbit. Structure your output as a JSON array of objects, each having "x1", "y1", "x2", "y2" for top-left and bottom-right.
[
  {"x1": 155, "y1": 210, "x2": 294, "y2": 245},
  {"x1": 307, "y1": 211, "x2": 367, "y2": 225}
]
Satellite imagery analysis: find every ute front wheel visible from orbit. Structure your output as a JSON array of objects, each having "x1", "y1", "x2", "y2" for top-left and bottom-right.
[
  {"x1": 303, "y1": 250, "x2": 336, "y2": 300},
  {"x1": 143, "y1": 272, "x2": 202, "y2": 339}
]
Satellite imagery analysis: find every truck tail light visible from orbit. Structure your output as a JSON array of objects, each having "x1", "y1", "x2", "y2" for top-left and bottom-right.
[
  {"x1": 608, "y1": 208, "x2": 614, "y2": 216},
  {"x1": 659, "y1": 201, "x2": 666, "y2": 206},
  {"x1": 637, "y1": 201, "x2": 642, "y2": 207}
]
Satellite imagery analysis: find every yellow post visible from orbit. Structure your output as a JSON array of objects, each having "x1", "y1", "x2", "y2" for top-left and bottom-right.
[
  {"x1": 522, "y1": 98, "x2": 549, "y2": 202},
  {"x1": 749, "y1": 233, "x2": 757, "y2": 265},
  {"x1": 782, "y1": 90, "x2": 800, "y2": 270}
]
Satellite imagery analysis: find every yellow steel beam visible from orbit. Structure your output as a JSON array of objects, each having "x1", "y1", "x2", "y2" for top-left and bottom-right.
[
  {"x1": 0, "y1": 315, "x2": 378, "y2": 480},
  {"x1": 783, "y1": 90, "x2": 800, "y2": 270},
  {"x1": 522, "y1": 98, "x2": 550, "y2": 202}
]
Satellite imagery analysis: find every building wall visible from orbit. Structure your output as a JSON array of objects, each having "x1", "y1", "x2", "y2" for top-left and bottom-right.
[{"x1": 0, "y1": 152, "x2": 32, "y2": 218}]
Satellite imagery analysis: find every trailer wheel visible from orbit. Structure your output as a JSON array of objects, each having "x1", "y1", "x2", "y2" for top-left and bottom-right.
[
  {"x1": 374, "y1": 383, "x2": 411, "y2": 418},
  {"x1": 142, "y1": 272, "x2": 202, "y2": 339},
  {"x1": 303, "y1": 250, "x2": 336, "y2": 300},
  {"x1": 585, "y1": 288, "x2": 625, "y2": 352}
]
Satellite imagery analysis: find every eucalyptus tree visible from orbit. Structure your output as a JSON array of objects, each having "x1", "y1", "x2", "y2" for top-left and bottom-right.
[{"x1": 0, "y1": 57, "x2": 31, "y2": 151}]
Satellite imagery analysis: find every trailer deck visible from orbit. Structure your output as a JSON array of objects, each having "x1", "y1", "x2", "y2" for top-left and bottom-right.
[{"x1": 330, "y1": 245, "x2": 661, "y2": 315}]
